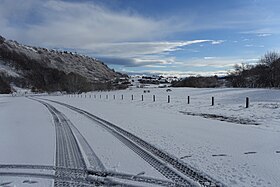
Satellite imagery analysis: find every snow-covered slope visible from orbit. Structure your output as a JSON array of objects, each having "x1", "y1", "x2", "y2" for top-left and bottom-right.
[{"x1": 0, "y1": 35, "x2": 125, "y2": 93}]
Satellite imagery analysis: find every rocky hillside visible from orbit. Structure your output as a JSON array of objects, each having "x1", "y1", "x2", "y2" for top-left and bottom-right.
[{"x1": 0, "y1": 35, "x2": 126, "y2": 93}]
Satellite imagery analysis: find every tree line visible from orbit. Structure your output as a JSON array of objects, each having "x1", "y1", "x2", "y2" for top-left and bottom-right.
[
  {"x1": 227, "y1": 51, "x2": 280, "y2": 88},
  {"x1": 172, "y1": 51, "x2": 280, "y2": 88}
]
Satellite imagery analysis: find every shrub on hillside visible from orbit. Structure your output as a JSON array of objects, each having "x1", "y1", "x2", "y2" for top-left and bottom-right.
[{"x1": 0, "y1": 75, "x2": 11, "y2": 94}]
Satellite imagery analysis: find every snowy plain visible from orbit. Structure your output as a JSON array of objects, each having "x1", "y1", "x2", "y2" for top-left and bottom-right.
[
  {"x1": 0, "y1": 96, "x2": 55, "y2": 186},
  {"x1": 0, "y1": 87, "x2": 280, "y2": 186},
  {"x1": 45, "y1": 87, "x2": 280, "y2": 186}
]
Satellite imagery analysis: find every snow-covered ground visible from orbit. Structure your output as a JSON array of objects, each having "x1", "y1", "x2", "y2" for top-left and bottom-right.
[
  {"x1": 0, "y1": 96, "x2": 55, "y2": 186},
  {"x1": 0, "y1": 96, "x2": 55, "y2": 165},
  {"x1": 1, "y1": 87, "x2": 280, "y2": 186},
  {"x1": 45, "y1": 87, "x2": 280, "y2": 186},
  {"x1": 51, "y1": 103, "x2": 167, "y2": 180}
]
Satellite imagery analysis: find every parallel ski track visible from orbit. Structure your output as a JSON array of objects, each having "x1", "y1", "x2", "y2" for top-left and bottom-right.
[{"x1": 41, "y1": 98, "x2": 225, "y2": 187}]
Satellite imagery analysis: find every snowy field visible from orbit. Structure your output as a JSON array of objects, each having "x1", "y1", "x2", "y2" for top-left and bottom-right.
[
  {"x1": 0, "y1": 87, "x2": 280, "y2": 186},
  {"x1": 0, "y1": 97, "x2": 55, "y2": 186}
]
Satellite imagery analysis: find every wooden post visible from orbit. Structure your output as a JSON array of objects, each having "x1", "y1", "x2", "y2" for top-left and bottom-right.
[
  {"x1": 94, "y1": 94, "x2": 96, "y2": 99},
  {"x1": 113, "y1": 95, "x2": 115, "y2": 100},
  {"x1": 131, "y1": 95, "x2": 134, "y2": 100},
  {"x1": 121, "y1": 94, "x2": 123, "y2": 100},
  {"x1": 153, "y1": 95, "x2": 155, "y2": 102},
  {"x1": 106, "y1": 95, "x2": 108, "y2": 99},
  {"x1": 187, "y1": 96, "x2": 190, "y2": 104},
  {"x1": 100, "y1": 95, "x2": 101, "y2": 99},
  {"x1": 168, "y1": 95, "x2": 170, "y2": 103},
  {"x1": 212, "y1": 97, "x2": 214, "y2": 106},
  {"x1": 141, "y1": 95, "x2": 144, "y2": 101},
  {"x1": 246, "y1": 97, "x2": 249, "y2": 108}
]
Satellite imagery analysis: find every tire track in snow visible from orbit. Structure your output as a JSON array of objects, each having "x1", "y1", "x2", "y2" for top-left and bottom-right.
[
  {"x1": 31, "y1": 99, "x2": 103, "y2": 186},
  {"x1": 41, "y1": 98, "x2": 225, "y2": 187},
  {"x1": 32, "y1": 98, "x2": 186, "y2": 187},
  {"x1": 0, "y1": 164, "x2": 183, "y2": 187}
]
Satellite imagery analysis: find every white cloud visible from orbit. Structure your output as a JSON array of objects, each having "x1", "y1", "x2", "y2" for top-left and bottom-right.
[
  {"x1": 83, "y1": 40, "x2": 214, "y2": 58},
  {"x1": 0, "y1": 0, "x2": 224, "y2": 62},
  {"x1": 211, "y1": 40, "x2": 225, "y2": 45},
  {"x1": 245, "y1": 44, "x2": 265, "y2": 48},
  {"x1": 257, "y1": 33, "x2": 272, "y2": 37},
  {"x1": 0, "y1": 0, "x2": 183, "y2": 47},
  {"x1": 204, "y1": 57, "x2": 217, "y2": 60},
  {"x1": 182, "y1": 57, "x2": 258, "y2": 68},
  {"x1": 130, "y1": 70, "x2": 229, "y2": 78}
]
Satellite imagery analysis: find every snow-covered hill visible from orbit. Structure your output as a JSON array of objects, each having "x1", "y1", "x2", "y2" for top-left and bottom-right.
[{"x1": 0, "y1": 35, "x2": 125, "y2": 93}]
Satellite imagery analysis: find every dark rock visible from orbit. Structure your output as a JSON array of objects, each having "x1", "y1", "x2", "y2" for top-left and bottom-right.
[{"x1": 0, "y1": 35, "x2": 5, "y2": 44}]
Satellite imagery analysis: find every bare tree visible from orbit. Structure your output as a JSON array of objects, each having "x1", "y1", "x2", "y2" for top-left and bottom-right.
[{"x1": 260, "y1": 51, "x2": 280, "y2": 66}]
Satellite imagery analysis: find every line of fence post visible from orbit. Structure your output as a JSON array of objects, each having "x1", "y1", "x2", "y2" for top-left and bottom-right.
[
  {"x1": 246, "y1": 97, "x2": 249, "y2": 108},
  {"x1": 88, "y1": 93, "x2": 251, "y2": 109}
]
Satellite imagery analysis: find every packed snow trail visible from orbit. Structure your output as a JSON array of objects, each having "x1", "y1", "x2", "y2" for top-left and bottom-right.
[{"x1": 41, "y1": 98, "x2": 224, "y2": 187}]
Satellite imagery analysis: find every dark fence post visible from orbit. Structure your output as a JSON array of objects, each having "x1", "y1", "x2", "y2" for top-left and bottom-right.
[
  {"x1": 212, "y1": 97, "x2": 214, "y2": 106},
  {"x1": 153, "y1": 95, "x2": 156, "y2": 102},
  {"x1": 121, "y1": 95, "x2": 123, "y2": 100},
  {"x1": 94, "y1": 94, "x2": 96, "y2": 99},
  {"x1": 100, "y1": 95, "x2": 101, "y2": 99},
  {"x1": 132, "y1": 95, "x2": 134, "y2": 100},
  {"x1": 141, "y1": 95, "x2": 144, "y2": 101},
  {"x1": 187, "y1": 96, "x2": 190, "y2": 104},
  {"x1": 246, "y1": 97, "x2": 249, "y2": 108},
  {"x1": 168, "y1": 95, "x2": 170, "y2": 103},
  {"x1": 106, "y1": 95, "x2": 108, "y2": 99},
  {"x1": 113, "y1": 95, "x2": 115, "y2": 100}
]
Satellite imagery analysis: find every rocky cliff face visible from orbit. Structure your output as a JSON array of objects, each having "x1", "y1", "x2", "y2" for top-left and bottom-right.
[{"x1": 0, "y1": 35, "x2": 125, "y2": 93}]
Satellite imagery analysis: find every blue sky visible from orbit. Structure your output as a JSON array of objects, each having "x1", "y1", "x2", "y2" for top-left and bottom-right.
[{"x1": 1, "y1": 0, "x2": 280, "y2": 77}]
